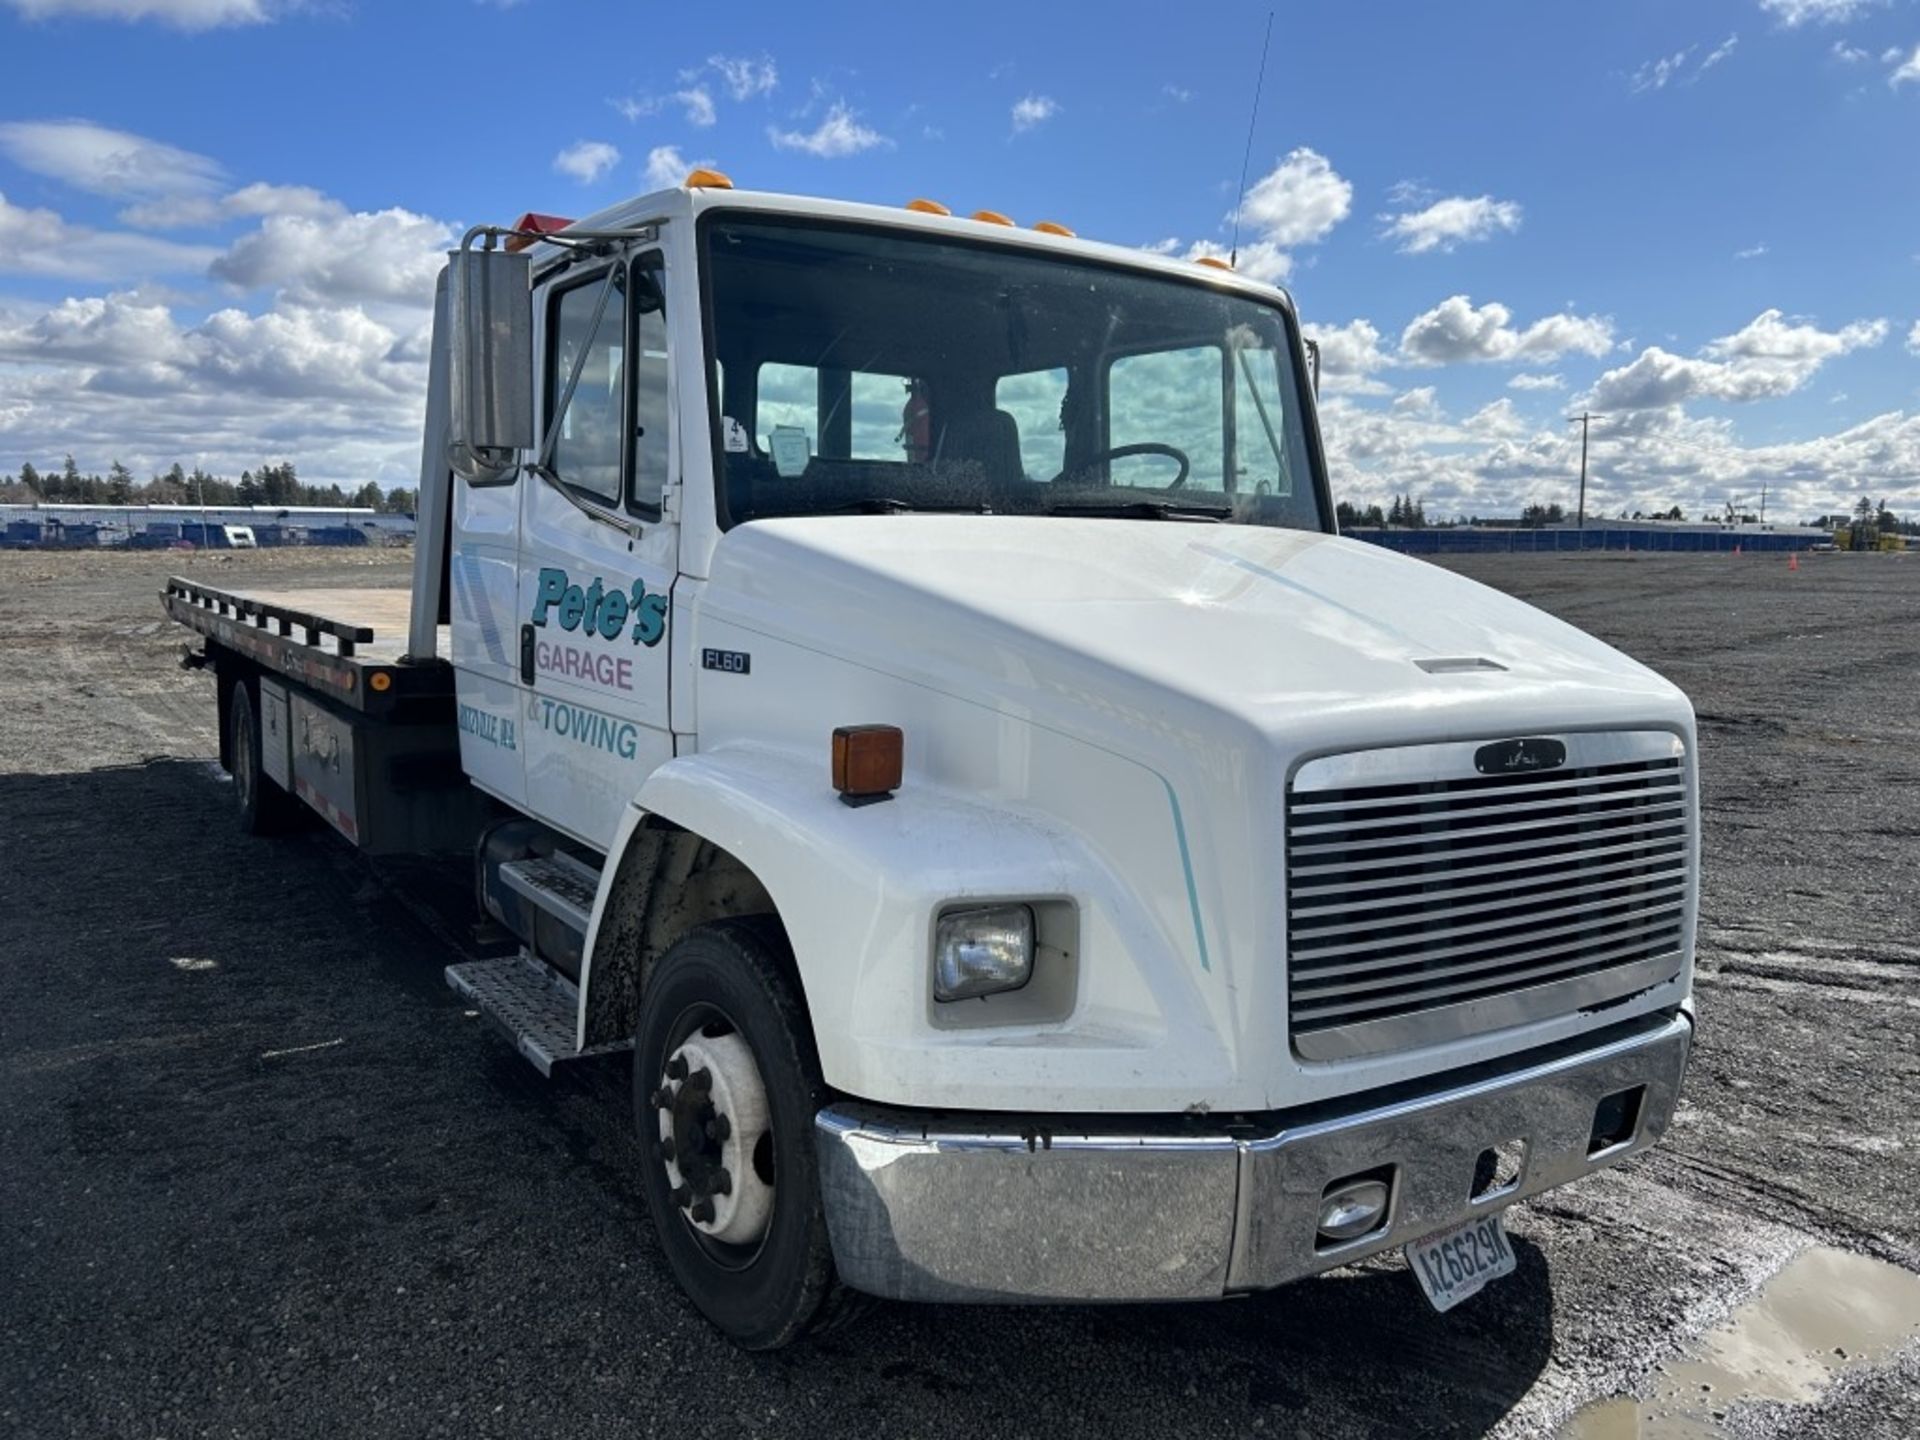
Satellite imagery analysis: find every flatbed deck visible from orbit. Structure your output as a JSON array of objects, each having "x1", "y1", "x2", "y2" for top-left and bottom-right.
[{"x1": 164, "y1": 576, "x2": 451, "y2": 713}]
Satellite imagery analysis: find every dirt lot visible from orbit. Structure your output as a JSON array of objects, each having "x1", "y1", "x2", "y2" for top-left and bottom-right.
[{"x1": 2, "y1": 544, "x2": 1917, "y2": 1439}]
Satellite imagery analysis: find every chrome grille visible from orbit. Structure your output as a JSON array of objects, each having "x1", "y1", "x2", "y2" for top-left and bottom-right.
[{"x1": 1285, "y1": 732, "x2": 1691, "y2": 1060}]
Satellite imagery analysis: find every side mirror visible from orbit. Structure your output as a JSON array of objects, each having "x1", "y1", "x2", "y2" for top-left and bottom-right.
[
  {"x1": 447, "y1": 247, "x2": 533, "y2": 482},
  {"x1": 1303, "y1": 337, "x2": 1321, "y2": 398}
]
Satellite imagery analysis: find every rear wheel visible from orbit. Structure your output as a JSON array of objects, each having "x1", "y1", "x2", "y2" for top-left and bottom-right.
[
  {"x1": 227, "y1": 680, "x2": 296, "y2": 836},
  {"x1": 633, "y1": 917, "x2": 855, "y2": 1349}
]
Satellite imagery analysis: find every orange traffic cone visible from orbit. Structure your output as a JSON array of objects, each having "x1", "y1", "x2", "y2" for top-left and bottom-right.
[{"x1": 1788, "y1": 552, "x2": 1800, "y2": 572}]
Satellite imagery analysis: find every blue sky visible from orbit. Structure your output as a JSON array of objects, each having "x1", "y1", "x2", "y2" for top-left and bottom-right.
[{"x1": 2, "y1": 0, "x2": 1917, "y2": 520}]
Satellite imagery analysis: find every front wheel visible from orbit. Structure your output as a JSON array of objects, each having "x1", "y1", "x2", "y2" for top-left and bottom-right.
[{"x1": 633, "y1": 918, "x2": 857, "y2": 1349}]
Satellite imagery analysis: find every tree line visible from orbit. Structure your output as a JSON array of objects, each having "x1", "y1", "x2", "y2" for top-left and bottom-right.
[
  {"x1": 0, "y1": 456, "x2": 416, "y2": 515},
  {"x1": 1336, "y1": 493, "x2": 1912, "y2": 533}
]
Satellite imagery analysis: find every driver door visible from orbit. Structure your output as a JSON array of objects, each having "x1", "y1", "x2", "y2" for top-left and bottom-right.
[{"x1": 516, "y1": 249, "x2": 678, "y2": 851}]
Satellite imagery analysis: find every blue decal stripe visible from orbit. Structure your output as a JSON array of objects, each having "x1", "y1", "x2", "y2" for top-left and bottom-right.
[{"x1": 1159, "y1": 777, "x2": 1211, "y2": 973}]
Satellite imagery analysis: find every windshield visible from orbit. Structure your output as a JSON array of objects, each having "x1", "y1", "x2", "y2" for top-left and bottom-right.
[{"x1": 703, "y1": 216, "x2": 1328, "y2": 531}]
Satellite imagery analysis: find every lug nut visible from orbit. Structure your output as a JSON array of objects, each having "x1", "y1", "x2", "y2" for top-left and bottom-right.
[
  {"x1": 669, "y1": 1184, "x2": 691, "y2": 1208},
  {"x1": 690, "y1": 1198, "x2": 716, "y2": 1224},
  {"x1": 660, "y1": 1137, "x2": 675, "y2": 1161},
  {"x1": 711, "y1": 1167, "x2": 732, "y2": 1196},
  {"x1": 649, "y1": 1087, "x2": 672, "y2": 1110},
  {"x1": 707, "y1": 1114, "x2": 731, "y2": 1143},
  {"x1": 665, "y1": 1055, "x2": 688, "y2": 1081},
  {"x1": 686, "y1": 1066, "x2": 712, "y2": 1092}
]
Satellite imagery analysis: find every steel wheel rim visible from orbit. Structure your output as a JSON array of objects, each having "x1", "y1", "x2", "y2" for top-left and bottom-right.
[{"x1": 650, "y1": 1001, "x2": 777, "y2": 1274}]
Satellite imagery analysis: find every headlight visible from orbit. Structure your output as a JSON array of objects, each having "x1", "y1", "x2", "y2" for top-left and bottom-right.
[{"x1": 933, "y1": 904, "x2": 1034, "y2": 1001}]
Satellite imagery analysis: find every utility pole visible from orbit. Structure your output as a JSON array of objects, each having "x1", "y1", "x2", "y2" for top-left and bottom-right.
[{"x1": 1567, "y1": 413, "x2": 1594, "y2": 529}]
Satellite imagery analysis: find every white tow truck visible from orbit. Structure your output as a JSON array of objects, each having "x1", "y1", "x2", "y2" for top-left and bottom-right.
[{"x1": 165, "y1": 170, "x2": 1698, "y2": 1348}]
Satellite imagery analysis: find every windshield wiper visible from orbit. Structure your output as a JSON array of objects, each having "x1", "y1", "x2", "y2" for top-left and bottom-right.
[
  {"x1": 825, "y1": 498, "x2": 994, "y2": 515},
  {"x1": 1043, "y1": 500, "x2": 1229, "y2": 522}
]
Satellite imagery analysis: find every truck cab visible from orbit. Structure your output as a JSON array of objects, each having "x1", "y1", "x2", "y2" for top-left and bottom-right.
[{"x1": 171, "y1": 173, "x2": 1697, "y2": 1349}]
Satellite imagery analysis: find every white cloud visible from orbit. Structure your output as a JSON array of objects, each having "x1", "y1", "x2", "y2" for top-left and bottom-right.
[
  {"x1": 1759, "y1": 0, "x2": 1873, "y2": 26},
  {"x1": 1588, "y1": 309, "x2": 1888, "y2": 410},
  {"x1": 676, "y1": 87, "x2": 716, "y2": 127},
  {"x1": 0, "y1": 291, "x2": 187, "y2": 365},
  {"x1": 1832, "y1": 39, "x2": 1871, "y2": 62},
  {"x1": 0, "y1": 191, "x2": 218, "y2": 280},
  {"x1": 1313, "y1": 388, "x2": 1920, "y2": 526},
  {"x1": 1509, "y1": 372, "x2": 1566, "y2": 391},
  {"x1": 210, "y1": 206, "x2": 456, "y2": 307},
  {"x1": 1381, "y1": 194, "x2": 1522, "y2": 254},
  {"x1": 1633, "y1": 48, "x2": 1691, "y2": 92},
  {"x1": 0, "y1": 288, "x2": 432, "y2": 488},
  {"x1": 1734, "y1": 242, "x2": 1769, "y2": 260},
  {"x1": 119, "y1": 181, "x2": 335, "y2": 230},
  {"x1": 1177, "y1": 237, "x2": 1291, "y2": 284},
  {"x1": 708, "y1": 53, "x2": 777, "y2": 100},
  {"x1": 767, "y1": 103, "x2": 890, "y2": 158},
  {"x1": 1466, "y1": 398, "x2": 1528, "y2": 438},
  {"x1": 1908, "y1": 319, "x2": 1920, "y2": 354},
  {"x1": 1392, "y1": 386, "x2": 1442, "y2": 419},
  {"x1": 643, "y1": 145, "x2": 715, "y2": 191},
  {"x1": 1237, "y1": 147, "x2": 1352, "y2": 247},
  {"x1": 610, "y1": 85, "x2": 718, "y2": 127},
  {"x1": 1401, "y1": 296, "x2": 1614, "y2": 366},
  {"x1": 1011, "y1": 95, "x2": 1059, "y2": 133},
  {"x1": 1162, "y1": 84, "x2": 1191, "y2": 103},
  {"x1": 1, "y1": 0, "x2": 269, "y2": 26},
  {"x1": 1631, "y1": 34, "x2": 1737, "y2": 93},
  {"x1": 553, "y1": 140, "x2": 620, "y2": 185},
  {"x1": 0, "y1": 119, "x2": 224, "y2": 198},
  {"x1": 1303, "y1": 318, "x2": 1392, "y2": 394},
  {"x1": 1892, "y1": 45, "x2": 1920, "y2": 87}
]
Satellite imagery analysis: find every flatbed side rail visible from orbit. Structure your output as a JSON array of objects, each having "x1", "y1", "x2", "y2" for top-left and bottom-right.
[
  {"x1": 163, "y1": 576, "x2": 450, "y2": 715},
  {"x1": 165, "y1": 575, "x2": 375, "y2": 656}
]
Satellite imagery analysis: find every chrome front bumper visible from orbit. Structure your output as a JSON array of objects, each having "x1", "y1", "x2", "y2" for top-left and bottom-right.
[{"x1": 814, "y1": 1013, "x2": 1691, "y2": 1303}]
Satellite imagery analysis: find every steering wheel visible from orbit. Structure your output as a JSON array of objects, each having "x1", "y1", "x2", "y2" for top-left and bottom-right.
[{"x1": 1051, "y1": 442, "x2": 1192, "y2": 490}]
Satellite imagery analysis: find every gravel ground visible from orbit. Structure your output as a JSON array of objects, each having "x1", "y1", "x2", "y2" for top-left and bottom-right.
[{"x1": 1, "y1": 545, "x2": 1916, "y2": 1439}]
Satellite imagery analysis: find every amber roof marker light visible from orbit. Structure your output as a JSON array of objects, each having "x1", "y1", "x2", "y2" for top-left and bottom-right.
[{"x1": 905, "y1": 198, "x2": 951, "y2": 216}]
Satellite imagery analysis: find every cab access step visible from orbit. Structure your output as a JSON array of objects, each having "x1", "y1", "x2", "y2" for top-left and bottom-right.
[{"x1": 448, "y1": 838, "x2": 627, "y2": 1075}]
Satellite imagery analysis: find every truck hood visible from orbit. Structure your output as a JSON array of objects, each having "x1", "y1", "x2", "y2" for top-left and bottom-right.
[{"x1": 702, "y1": 516, "x2": 1690, "y2": 756}]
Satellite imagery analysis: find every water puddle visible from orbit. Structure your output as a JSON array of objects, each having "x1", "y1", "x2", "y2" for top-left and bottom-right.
[{"x1": 1561, "y1": 1245, "x2": 1920, "y2": 1438}]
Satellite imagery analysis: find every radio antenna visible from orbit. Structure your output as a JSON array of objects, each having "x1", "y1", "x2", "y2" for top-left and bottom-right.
[{"x1": 1230, "y1": 10, "x2": 1275, "y2": 269}]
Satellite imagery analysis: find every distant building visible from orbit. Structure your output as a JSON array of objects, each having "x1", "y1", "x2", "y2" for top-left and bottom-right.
[{"x1": 0, "y1": 502, "x2": 415, "y2": 548}]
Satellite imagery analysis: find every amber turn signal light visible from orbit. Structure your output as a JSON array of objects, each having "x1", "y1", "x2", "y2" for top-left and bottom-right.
[{"x1": 832, "y1": 725, "x2": 903, "y2": 807}]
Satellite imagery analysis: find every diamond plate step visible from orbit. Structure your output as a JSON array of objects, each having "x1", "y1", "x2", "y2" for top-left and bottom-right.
[
  {"x1": 445, "y1": 955, "x2": 629, "y2": 1076},
  {"x1": 497, "y1": 854, "x2": 599, "y2": 935}
]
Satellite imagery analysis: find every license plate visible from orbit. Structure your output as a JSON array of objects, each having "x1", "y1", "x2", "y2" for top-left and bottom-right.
[{"x1": 1406, "y1": 1212, "x2": 1516, "y2": 1312}]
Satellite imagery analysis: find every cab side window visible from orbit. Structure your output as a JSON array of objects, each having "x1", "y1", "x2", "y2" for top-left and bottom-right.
[{"x1": 548, "y1": 274, "x2": 627, "y2": 507}]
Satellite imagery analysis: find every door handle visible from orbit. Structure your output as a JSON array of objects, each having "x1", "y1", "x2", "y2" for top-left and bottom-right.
[{"x1": 520, "y1": 623, "x2": 535, "y2": 685}]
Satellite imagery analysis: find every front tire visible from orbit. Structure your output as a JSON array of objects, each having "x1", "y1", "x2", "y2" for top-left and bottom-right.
[{"x1": 633, "y1": 918, "x2": 851, "y2": 1349}]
